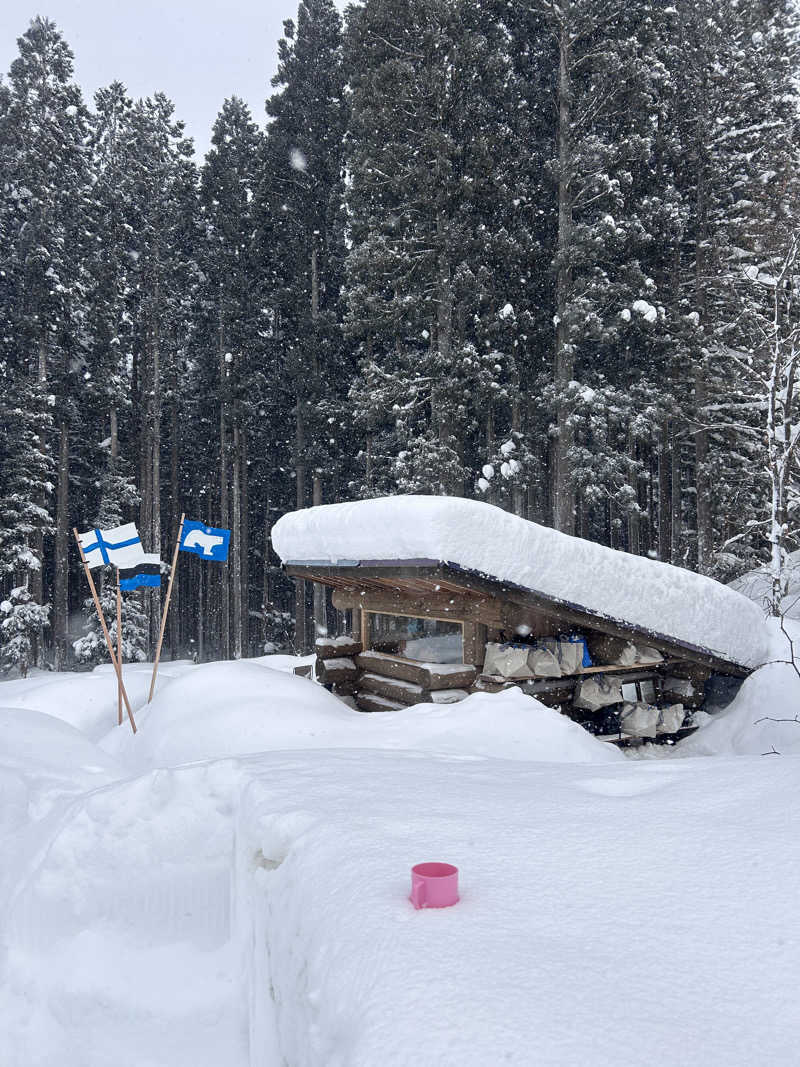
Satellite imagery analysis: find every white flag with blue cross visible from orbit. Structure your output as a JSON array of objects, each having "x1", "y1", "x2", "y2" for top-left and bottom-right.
[{"x1": 78, "y1": 523, "x2": 146, "y2": 570}]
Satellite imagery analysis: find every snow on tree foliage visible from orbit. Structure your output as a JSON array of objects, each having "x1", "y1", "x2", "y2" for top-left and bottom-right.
[
  {"x1": 72, "y1": 582, "x2": 149, "y2": 667},
  {"x1": 0, "y1": 587, "x2": 49, "y2": 677},
  {"x1": 1, "y1": 0, "x2": 799, "y2": 659}
]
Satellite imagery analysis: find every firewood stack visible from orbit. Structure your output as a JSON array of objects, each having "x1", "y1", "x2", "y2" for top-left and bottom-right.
[
  {"x1": 315, "y1": 635, "x2": 362, "y2": 697},
  {"x1": 353, "y1": 650, "x2": 477, "y2": 713}
]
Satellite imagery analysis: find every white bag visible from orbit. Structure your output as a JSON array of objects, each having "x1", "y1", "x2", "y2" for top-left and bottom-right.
[
  {"x1": 556, "y1": 637, "x2": 584, "y2": 675},
  {"x1": 635, "y1": 644, "x2": 663, "y2": 664},
  {"x1": 656, "y1": 703, "x2": 685, "y2": 735},
  {"x1": 573, "y1": 675, "x2": 623, "y2": 712},
  {"x1": 613, "y1": 641, "x2": 639, "y2": 666},
  {"x1": 484, "y1": 643, "x2": 532, "y2": 679},
  {"x1": 527, "y1": 643, "x2": 562, "y2": 678},
  {"x1": 619, "y1": 701, "x2": 660, "y2": 738},
  {"x1": 482, "y1": 642, "x2": 505, "y2": 676},
  {"x1": 662, "y1": 676, "x2": 694, "y2": 699}
]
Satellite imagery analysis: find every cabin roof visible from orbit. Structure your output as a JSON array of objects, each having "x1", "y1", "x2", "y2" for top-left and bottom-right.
[{"x1": 273, "y1": 496, "x2": 769, "y2": 674}]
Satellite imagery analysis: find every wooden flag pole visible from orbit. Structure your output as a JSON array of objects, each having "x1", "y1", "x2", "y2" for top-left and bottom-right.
[
  {"x1": 73, "y1": 530, "x2": 137, "y2": 734},
  {"x1": 148, "y1": 512, "x2": 185, "y2": 704},
  {"x1": 116, "y1": 568, "x2": 123, "y2": 727}
]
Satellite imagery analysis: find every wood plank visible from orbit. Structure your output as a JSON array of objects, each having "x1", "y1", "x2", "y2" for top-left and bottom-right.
[
  {"x1": 332, "y1": 586, "x2": 505, "y2": 629},
  {"x1": 355, "y1": 651, "x2": 478, "y2": 690},
  {"x1": 355, "y1": 691, "x2": 405, "y2": 714},
  {"x1": 314, "y1": 636, "x2": 362, "y2": 659},
  {"x1": 316, "y1": 657, "x2": 359, "y2": 685},
  {"x1": 359, "y1": 671, "x2": 427, "y2": 706}
]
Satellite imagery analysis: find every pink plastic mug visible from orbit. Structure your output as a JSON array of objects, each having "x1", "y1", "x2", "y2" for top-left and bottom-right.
[{"x1": 410, "y1": 862, "x2": 459, "y2": 909}]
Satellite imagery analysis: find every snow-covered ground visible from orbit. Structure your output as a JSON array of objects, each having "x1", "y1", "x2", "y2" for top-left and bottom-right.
[{"x1": 2, "y1": 645, "x2": 800, "y2": 1065}]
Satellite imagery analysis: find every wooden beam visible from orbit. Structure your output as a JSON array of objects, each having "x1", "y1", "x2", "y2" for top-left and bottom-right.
[{"x1": 287, "y1": 562, "x2": 749, "y2": 677}]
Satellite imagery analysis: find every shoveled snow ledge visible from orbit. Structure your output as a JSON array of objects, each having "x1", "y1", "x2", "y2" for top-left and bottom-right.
[{"x1": 272, "y1": 495, "x2": 769, "y2": 669}]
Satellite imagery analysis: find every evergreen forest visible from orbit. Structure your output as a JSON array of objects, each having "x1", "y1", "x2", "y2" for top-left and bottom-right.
[{"x1": 2, "y1": 0, "x2": 799, "y2": 669}]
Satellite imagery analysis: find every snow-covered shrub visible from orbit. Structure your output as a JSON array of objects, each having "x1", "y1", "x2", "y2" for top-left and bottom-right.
[
  {"x1": 73, "y1": 585, "x2": 149, "y2": 666},
  {"x1": 0, "y1": 586, "x2": 50, "y2": 677},
  {"x1": 261, "y1": 605, "x2": 294, "y2": 654}
]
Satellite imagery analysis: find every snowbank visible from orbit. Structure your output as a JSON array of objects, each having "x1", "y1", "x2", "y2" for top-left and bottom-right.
[
  {"x1": 272, "y1": 495, "x2": 769, "y2": 668},
  {"x1": 0, "y1": 708, "x2": 123, "y2": 845},
  {"x1": 4, "y1": 656, "x2": 800, "y2": 1066},
  {"x1": 102, "y1": 661, "x2": 356, "y2": 769},
  {"x1": 0, "y1": 660, "x2": 195, "y2": 740},
  {"x1": 102, "y1": 660, "x2": 620, "y2": 770},
  {"x1": 681, "y1": 618, "x2": 800, "y2": 756}
]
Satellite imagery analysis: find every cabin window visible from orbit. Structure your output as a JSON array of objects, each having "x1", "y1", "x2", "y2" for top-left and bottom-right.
[{"x1": 367, "y1": 612, "x2": 463, "y2": 663}]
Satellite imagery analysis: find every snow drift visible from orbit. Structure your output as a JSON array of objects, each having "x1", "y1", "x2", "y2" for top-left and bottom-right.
[
  {"x1": 102, "y1": 659, "x2": 620, "y2": 770},
  {"x1": 272, "y1": 495, "x2": 769, "y2": 669}
]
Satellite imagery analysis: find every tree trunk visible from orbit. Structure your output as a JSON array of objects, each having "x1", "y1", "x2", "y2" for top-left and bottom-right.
[
  {"x1": 312, "y1": 476, "x2": 326, "y2": 640},
  {"x1": 240, "y1": 425, "x2": 250, "y2": 656},
  {"x1": 169, "y1": 399, "x2": 179, "y2": 656},
  {"x1": 219, "y1": 314, "x2": 231, "y2": 660},
  {"x1": 551, "y1": 8, "x2": 575, "y2": 534},
  {"x1": 150, "y1": 308, "x2": 162, "y2": 648},
  {"x1": 671, "y1": 424, "x2": 682, "y2": 564},
  {"x1": 294, "y1": 398, "x2": 307, "y2": 652},
  {"x1": 436, "y1": 211, "x2": 458, "y2": 495},
  {"x1": 627, "y1": 430, "x2": 640, "y2": 555},
  {"x1": 53, "y1": 422, "x2": 69, "y2": 670},
  {"x1": 232, "y1": 419, "x2": 243, "y2": 659},
  {"x1": 511, "y1": 398, "x2": 525, "y2": 517},
  {"x1": 658, "y1": 418, "x2": 672, "y2": 561},
  {"x1": 694, "y1": 132, "x2": 712, "y2": 573}
]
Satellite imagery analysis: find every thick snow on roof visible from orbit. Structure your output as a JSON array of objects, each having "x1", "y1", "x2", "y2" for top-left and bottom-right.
[{"x1": 273, "y1": 495, "x2": 769, "y2": 669}]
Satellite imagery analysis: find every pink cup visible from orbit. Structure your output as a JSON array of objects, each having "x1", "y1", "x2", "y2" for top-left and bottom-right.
[{"x1": 410, "y1": 862, "x2": 459, "y2": 909}]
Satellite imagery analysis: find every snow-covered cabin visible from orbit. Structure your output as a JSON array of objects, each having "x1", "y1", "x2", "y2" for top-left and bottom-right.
[{"x1": 273, "y1": 496, "x2": 770, "y2": 741}]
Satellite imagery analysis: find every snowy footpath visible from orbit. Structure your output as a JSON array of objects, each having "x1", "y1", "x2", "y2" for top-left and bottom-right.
[{"x1": 2, "y1": 654, "x2": 800, "y2": 1065}]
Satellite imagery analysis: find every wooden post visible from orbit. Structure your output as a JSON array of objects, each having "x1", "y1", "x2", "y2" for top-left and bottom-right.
[
  {"x1": 116, "y1": 568, "x2": 123, "y2": 726},
  {"x1": 148, "y1": 512, "x2": 185, "y2": 703},
  {"x1": 73, "y1": 530, "x2": 136, "y2": 734}
]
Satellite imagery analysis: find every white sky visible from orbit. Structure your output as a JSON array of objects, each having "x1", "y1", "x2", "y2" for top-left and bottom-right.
[{"x1": 0, "y1": 1, "x2": 334, "y2": 159}]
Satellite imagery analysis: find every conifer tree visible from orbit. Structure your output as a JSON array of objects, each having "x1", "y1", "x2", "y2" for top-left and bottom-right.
[{"x1": 261, "y1": 0, "x2": 348, "y2": 648}]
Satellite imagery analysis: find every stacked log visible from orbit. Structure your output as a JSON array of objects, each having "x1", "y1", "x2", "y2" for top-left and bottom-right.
[
  {"x1": 315, "y1": 635, "x2": 362, "y2": 697},
  {"x1": 353, "y1": 651, "x2": 477, "y2": 713}
]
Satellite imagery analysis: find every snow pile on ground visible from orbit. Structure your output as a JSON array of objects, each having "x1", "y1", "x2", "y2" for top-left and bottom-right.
[
  {"x1": 272, "y1": 495, "x2": 769, "y2": 669},
  {"x1": 105, "y1": 661, "x2": 357, "y2": 769},
  {"x1": 2, "y1": 759, "x2": 250, "y2": 1067},
  {"x1": 0, "y1": 660, "x2": 196, "y2": 740},
  {"x1": 237, "y1": 750, "x2": 800, "y2": 1067},
  {"x1": 681, "y1": 618, "x2": 800, "y2": 756},
  {"x1": 4, "y1": 655, "x2": 800, "y2": 1065},
  {"x1": 103, "y1": 660, "x2": 620, "y2": 770},
  {"x1": 0, "y1": 707, "x2": 124, "y2": 854}
]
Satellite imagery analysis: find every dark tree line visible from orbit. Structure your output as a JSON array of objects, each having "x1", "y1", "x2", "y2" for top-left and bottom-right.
[{"x1": 1, "y1": 0, "x2": 799, "y2": 671}]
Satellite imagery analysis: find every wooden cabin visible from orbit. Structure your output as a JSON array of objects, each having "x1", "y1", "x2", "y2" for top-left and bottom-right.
[{"x1": 274, "y1": 497, "x2": 767, "y2": 745}]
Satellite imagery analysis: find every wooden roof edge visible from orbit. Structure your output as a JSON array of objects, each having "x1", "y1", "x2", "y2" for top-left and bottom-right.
[{"x1": 283, "y1": 560, "x2": 752, "y2": 678}]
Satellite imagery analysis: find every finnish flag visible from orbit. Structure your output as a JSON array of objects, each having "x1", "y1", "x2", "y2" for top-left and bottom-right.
[
  {"x1": 179, "y1": 519, "x2": 230, "y2": 562},
  {"x1": 78, "y1": 523, "x2": 146, "y2": 570}
]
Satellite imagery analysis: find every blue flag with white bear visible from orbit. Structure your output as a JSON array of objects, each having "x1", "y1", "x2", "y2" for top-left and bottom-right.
[{"x1": 179, "y1": 519, "x2": 231, "y2": 562}]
